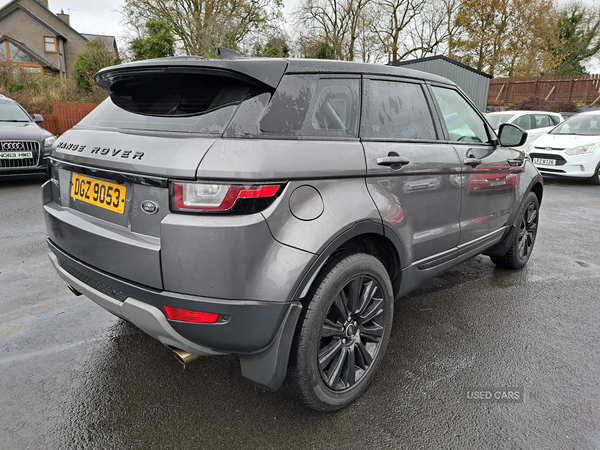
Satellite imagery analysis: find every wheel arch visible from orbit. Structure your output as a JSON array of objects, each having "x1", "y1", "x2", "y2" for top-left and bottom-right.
[
  {"x1": 484, "y1": 182, "x2": 542, "y2": 258},
  {"x1": 530, "y1": 180, "x2": 543, "y2": 207},
  {"x1": 291, "y1": 221, "x2": 405, "y2": 302}
]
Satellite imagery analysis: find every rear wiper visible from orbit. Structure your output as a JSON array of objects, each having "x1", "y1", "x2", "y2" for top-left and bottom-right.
[{"x1": 0, "y1": 120, "x2": 29, "y2": 122}]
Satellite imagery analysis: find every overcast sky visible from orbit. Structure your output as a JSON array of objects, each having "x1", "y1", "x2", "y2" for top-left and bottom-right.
[{"x1": 0, "y1": 0, "x2": 299, "y2": 43}]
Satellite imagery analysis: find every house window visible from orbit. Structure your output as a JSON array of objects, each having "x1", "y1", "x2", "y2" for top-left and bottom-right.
[
  {"x1": 44, "y1": 37, "x2": 57, "y2": 52},
  {"x1": 0, "y1": 41, "x2": 46, "y2": 81}
]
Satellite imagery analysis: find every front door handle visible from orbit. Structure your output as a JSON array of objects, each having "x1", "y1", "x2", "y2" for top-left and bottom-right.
[
  {"x1": 376, "y1": 156, "x2": 410, "y2": 167},
  {"x1": 463, "y1": 158, "x2": 482, "y2": 168},
  {"x1": 508, "y1": 158, "x2": 524, "y2": 167}
]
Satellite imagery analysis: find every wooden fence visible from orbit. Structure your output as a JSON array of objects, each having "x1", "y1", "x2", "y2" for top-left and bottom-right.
[
  {"x1": 489, "y1": 74, "x2": 600, "y2": 105},
  {"x1": 38, "y1": 102, "x2": 98, "y2": 135}
]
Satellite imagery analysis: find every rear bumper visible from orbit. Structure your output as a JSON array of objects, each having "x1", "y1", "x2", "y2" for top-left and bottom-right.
[
  {"x1": 48, "y1": 240, "x2": 302, "y2": 390},
  {"x1": 48, "y1": 238, "x2": 297, "y2": 352}
]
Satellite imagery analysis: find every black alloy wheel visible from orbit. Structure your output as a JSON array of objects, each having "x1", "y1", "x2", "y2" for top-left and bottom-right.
[
  {"x1": 287, "y1": 252, "x2": 393, "y2": 411},
  {"x1": 491, "y1": 191, "x2": 540, "y2": 269},
  {"x1": 516, "y1": 200, "x2": 538, "y2": 262},
  {"x1": 318, "y1": 276, "x2": 385, "y2": 390}
]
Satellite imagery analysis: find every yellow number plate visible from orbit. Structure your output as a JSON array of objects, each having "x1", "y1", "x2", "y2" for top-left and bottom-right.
[{"x1": 70, "y1": 173, "x2": 126, "y2": 214}]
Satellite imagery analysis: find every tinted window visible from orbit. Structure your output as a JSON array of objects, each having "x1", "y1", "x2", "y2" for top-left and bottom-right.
[
  {"x1": 512, "y1": 114, "x2": 532, "y2": 130},
  {"x1": 79, "y1": 71, "x2": 266, "y2": 134},
  {"x1": 366, "y1": 80, "x2": 436, "y2": 140},
  {"x1": 431, "y1": 87, "x2": 490, "y2": 144},
  {"x1": 260, "y1": 75, "x2": 360, "y2": 138}
]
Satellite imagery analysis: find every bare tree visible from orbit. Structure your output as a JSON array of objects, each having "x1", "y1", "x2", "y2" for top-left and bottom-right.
[
  {"x1": 293, "y1": 0, "x2": 374, "y2": 60},
  {"x1": 401, "y1": 0, "x2": 458, "y2": 59},
  {"x1": 371, "y1": 0, "x2": 427, "y2": 63},
  {"x1": 122, "y1": 0, "x2": 282, "y2": 57},
  {"x1": 354, "y1": 5, "x2": 385, "y2": 62}
]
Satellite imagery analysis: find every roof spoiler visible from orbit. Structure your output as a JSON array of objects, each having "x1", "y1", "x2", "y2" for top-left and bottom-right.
[{"x1": 218, "y1": 47, "x2": 244, "y2": 59}]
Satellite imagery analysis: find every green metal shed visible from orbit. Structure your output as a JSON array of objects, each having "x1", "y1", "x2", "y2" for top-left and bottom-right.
[{"x1": 390, "y1": 56, "x2": 492, "y2": 111}]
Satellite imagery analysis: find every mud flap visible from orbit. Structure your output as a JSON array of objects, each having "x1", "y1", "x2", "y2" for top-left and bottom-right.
[{"x1": 238, "y1": 302, "x2": 302, "y2": 391}]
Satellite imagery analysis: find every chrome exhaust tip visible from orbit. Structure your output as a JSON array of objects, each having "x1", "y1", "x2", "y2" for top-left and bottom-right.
[
  {"x1": 172, "y1": 348, "x2": 201, "y2": 366},
  {"x1": 67, "y1": 285, "x2": 82, "y2": 296}
]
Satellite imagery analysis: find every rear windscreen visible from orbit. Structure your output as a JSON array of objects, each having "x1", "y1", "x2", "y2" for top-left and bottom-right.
[{"x1": 78, "y1": 71, "x2": 267, "y2": 134}]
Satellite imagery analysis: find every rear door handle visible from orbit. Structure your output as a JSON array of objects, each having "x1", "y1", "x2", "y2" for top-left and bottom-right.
[
  {"x1": 376, "y1": 156, "x2": 410, "y2": 167},
  {"x1": 463, "y1": 158, "x2": 482, "y2": 168}
]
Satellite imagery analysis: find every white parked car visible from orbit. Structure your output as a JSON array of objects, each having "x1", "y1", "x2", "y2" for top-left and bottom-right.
[
  {"x1": 484, "y1": 110, "x2": 563, "y2": 151},
  {"x1": 529, "y1": 111, "x2": 600, "y2": 184}
]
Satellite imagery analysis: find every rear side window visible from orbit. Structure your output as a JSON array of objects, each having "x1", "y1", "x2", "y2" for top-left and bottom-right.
[
  {"x1": 364, "y1": 79, "x2": 436, "y2": 140},
  {"x1": 259, "y1": 75, "x2": 360, "y2": 138},
  {"x1": 78, "y1": 71, "x2": 267, "y2": 134}
]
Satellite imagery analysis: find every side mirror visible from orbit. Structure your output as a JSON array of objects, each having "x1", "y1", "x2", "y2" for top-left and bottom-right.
[
  {"x1": 498, "y1": 123, "x2": 527, "y2": 147},
  {"x1": 33, "y1": 114, "x2": 44, "y2": 124}
]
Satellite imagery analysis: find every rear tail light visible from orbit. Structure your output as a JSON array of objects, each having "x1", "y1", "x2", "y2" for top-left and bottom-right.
[
  {"x1": 170, "y1": 182, "x2": 284, "y2": 214},
  {"x1": 164, "y1": 305, "x2": 220, "y2": 323}
]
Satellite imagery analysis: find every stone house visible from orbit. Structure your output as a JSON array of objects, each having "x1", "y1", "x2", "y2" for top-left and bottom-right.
[{"x1": 0, "y1": 0, "x2": 118, "y2": 80}]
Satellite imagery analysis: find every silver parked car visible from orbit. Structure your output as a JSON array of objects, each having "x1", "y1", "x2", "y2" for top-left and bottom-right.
[{"x1": 43, "y1": 53, "x2": 543, "y2": 411}]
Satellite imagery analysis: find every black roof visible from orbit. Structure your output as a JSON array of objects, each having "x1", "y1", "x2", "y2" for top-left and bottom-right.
[
  {"x1": 390, "y1": 55, "x2": 492, "y2": 79},
  {"x1": 96, "y1": 56, "x2": 456, "y2": 92},
  {"x1": 285, "y1": 58, "x2": 453, "y2": 84}
]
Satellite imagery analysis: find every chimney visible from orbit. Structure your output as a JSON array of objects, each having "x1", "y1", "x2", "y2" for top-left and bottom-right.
[
  {"x1": 57, "y1": 8, "x2": 70, "y2": 26},
  {"x1": 37, "y1": 0, "x2": 49, "y2": 7}
]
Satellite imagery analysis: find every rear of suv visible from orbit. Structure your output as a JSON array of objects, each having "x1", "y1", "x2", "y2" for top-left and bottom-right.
[{"x1": 43, "y1": 54, "x2": 543, "y2": 411}]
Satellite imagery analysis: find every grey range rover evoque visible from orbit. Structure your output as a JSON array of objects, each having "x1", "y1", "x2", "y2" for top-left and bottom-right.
[{"x1": 43, "y1": 52, "x2": 542, "y2": 411}]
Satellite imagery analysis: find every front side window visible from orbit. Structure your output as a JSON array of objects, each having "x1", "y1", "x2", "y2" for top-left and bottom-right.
[
  {"x1": 259, "y1": 75, "x2": 360, "y2": 138},
  {"x1": 431, "y1": 86, "x2": 490, "y2": 144},
  {"x1": 365, "y1": 79, "x2": 436, "y2": 140},
  {"x1": 534, "y1": 114, "x2": 553, "y2": 128}
]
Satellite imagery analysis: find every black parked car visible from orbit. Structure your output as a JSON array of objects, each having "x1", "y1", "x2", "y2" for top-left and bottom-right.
[{"x1": 0, "y1": 95, "x2": 55, "y2": 179}]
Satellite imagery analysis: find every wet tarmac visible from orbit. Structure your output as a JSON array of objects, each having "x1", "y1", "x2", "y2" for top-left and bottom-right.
[{"x1": 1, "y1": 177, "x2": 599, "y2": 449}]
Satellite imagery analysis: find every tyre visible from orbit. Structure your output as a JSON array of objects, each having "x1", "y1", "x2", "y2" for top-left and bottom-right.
[
  {"x1": 287, "y1": 252, "x2": 393, "y2": 411},
  {"x1": 490, "y1": 191, "x2": 539, "y2": 269},
  {"x1": 588, "y1": 161, "x2": 600, "y2": 185}
]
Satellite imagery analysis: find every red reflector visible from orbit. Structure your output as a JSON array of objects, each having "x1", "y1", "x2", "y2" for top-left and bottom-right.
[
  {"x1": 164, "y1": 305, "x2": 220, "y2": 323},
  {"x1": 238, "y1": 185, "x2": 280, "y2": 198}
]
